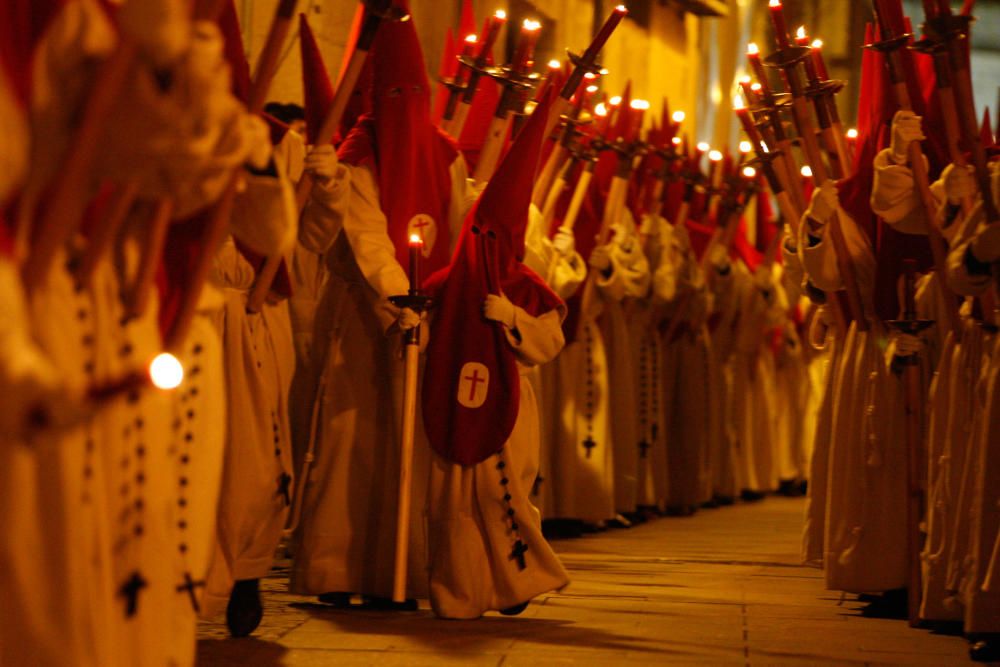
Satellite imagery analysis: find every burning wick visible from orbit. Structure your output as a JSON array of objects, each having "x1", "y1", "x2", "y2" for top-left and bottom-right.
[
  {"x1": 630, "y1": 99, "x2": 651, "y2": 110},
  {"x1": 586, "y1": 84, "x2": 599, "y2": 93},
  {"x1": 149, "y1": 353, "x2": 184, "y2": 390},
  {"x1": 594, "y1": 102, "x2": 608, "y2": 117},
  {"x1": 708, "y1": 150, "x2": 723, "y2": 162},
  {"x1": 697, "y1": 141, "x2": 711, "y2": 152},
  {"x1": 671, "y1": 137, "x2": 682, "y2": 146},
  {"x1": 747, "y1": 42, "x2": 760, "y2": 56},
  {"x1": 742, "y1": 166, "x2": 757, "y2": 178},
  {"x1": 609, "y1": 95, "x2": 623, "y2": 106},
  {"x1": 739, "y1": 140, "x2": 753, "y2": 153},
  {"x1": 672, "y1": 111, "x2": 686, "y2": 123},
  {"x1": 465, "y1": 34, "x2": 478, "y2": 44},
  {"x1": 548, "y1": 59, "x2": 561, "y2": 69},
  {"x1": 800, "y1": 165, "x2": 813, "y2": 178},
  {"x1": 846, "y1": 128, "x2": 858, "y2": 139},
  {"x1": 494, "y1": 9, "x2": 507, "y2": 20}
]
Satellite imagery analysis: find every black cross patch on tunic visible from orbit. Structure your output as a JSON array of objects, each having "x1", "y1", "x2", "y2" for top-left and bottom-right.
[
  {"x1": 510, "y1": 539, "x2": 529, "y2": 571},
  {"x1": 582, "y1": 436, "x2": 597, "y2": 458},
  {"x1": 119, "y1": 571, "x2": 148, "y2": 618},
  {"x1": 176, "y1": 572, "x2": 206, "y2": 613}
]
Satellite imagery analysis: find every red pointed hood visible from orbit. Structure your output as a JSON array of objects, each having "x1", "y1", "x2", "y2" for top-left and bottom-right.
[
  {"x1": 298, "y1": 13, "x2": 335, "y2": 145},
  {"x1": 459, "y1": 0, "x2": 476, "y2": 38},
  {"x1": 218, "y1": 1, "x2": 250, "y2": 104},
  {"x1": 339, "y1": 3, "x2": 457, "y2": 277},
  {"x1": 433, "y1": 27, "x2": 456, "y2": 124}
]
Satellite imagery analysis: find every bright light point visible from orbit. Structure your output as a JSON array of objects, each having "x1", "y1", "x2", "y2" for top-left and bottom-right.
[
  {"x1": 586, "y1": 85, "x2": 599, "y2": 93},
  {"x1": 709, "y1": 150, "x2": 723, "y2": 162},
  {"x1": 769, "y1": 0, "x2": 782, "y2": 7},
  {"x1": 150, "y1": 353, "x2": 183, "y2": 390},
  {"x1": 494, "y1": 9, "x2": 507, "y2": 20},
  {"x1": 523, "y1": 19, "x2": 541, "y2": 30},
  {"x1": 595, "y1": 102, "x2": 608, "y2": 116},
  {"x1": 796, "y1": 26, "x2": 807, "y2": 40},
  {"x1": 747, "y1": 42, "x2": 760, "y2": 55},
  {"x1": 743, "y1": 166, "x2": 757, "y2": 178},
  {"x1": 464, "y1": 34, "x2": 478, "y2": 43},
  {"x1": 616, "y1": 4, "x2": 627, "y2": 12},
  {"x1": 762, "y1": 143, "x2": 770, "y2": 153},
  {"x1": 734, "y1": 96, "x2": 745, "y2": 110},
  {"x1": 610, "y1": 95, "x2": 622, "y2": 106},
  {"x1": 631, "y1": 99, "x2": 650, "y2": 110},
  {"x1": 584, "y1": 72, "x2": 597, "y2": 80},
  {"x1": 409, "y1": 234, "x2": 421, "y2": 243},
  {"x1": 740, "y1": 140, "x2": 753, "y2": 153},
  {"x1": 740, "y1": 74, "x2": 752, "y2": 84},
  {"x1": 672, "y1": 137, "x2": 682, "y2": 145},
  {"x1": 801, "y1": 165, "x2": 813, "y2": 177},
  {"x1": 524, "y1": 100, "x2": 538, "y2": 114},
  {"x1": 751, "y1": 83, "x2": 762, "y2": 92},
  {"x1": 599, "y1": 68, "x2": 609, "y2": 76},
  {"x1": 697, "y1": 142, "x2": 711, "y2": 152},
  {"x1": 846, "y1": 128, "x2": 858, "y2": 139},
  {"x1": 812, "y1": 39, "x2": 823, "y2": 48},
  {"x1": 672, "y1": 111, "x2": 686, "y2": 123},
  {"x1": 548, "y1": 59, "x2": 561, "y2": 69}
]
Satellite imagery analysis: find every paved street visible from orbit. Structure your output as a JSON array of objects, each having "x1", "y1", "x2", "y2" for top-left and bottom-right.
[{"x1": 197, "y1": 497, "x2": 976, "y2": 665}]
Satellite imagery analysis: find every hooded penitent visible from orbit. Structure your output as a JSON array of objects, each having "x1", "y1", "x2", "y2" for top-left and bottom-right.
[
  {"x1": 422, "y1": 88, "x2": 563, "y2": 466},
  {"x1": 338, "y1": 2, "x2": 457, "y2": 277}
]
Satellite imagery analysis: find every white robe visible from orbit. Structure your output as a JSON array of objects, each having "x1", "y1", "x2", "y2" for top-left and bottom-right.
[{"x1": 428, "y1": 307, "x2": 570, "y2": 619}]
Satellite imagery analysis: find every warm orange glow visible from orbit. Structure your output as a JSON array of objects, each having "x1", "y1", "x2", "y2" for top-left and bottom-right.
[
  {"x1": 801, "y1": 165, "x2": 813, "y2": 177},
  {"x1": 769, "y1": 0, "x2": 782, "y2": 7},
  {"x1": 595, "y1": 102, "x2": 608, "y2": 117},
  {"x1": 672, "y1": 137, "x2": 682, "y2": 146},
  {"x1": 494, "y1": 9, "x2": 507, "y2": 20},
  {"x1": 523, "y1": 18, "x2": 541, "y2": 31},
  {"x1": 672, "y1": 111, "x2": 686, "y2": 123},
  {"x1": 149, "y1": 353, "x2": 184, "y2": 390},
  {"x1": 610, "y1": 95, "x2": 623, "y2": 106},
  {"x1": 464, "y1": 34, "x2": 478, "y2": 43},
  {"x1": 812, "y1": 39, "x2": 823, "y2": 49},
  {"x1": 616, "y1": 4, "x2": 627, "y2": 12},
  {"x1": 750, "y1": 82, "x2": 763, "y2": 92},
  {"x1": 846, "y1": 128, "x2": 859, "y2": 139},
  {"x1": 796, "y1": 26, "x2": 807, "y2": 40},
  {"x1": 630, "y1": 99, "x2": 651, "y2": 110},
  {"x1": 709, "y1": 150, "x2": 723, "y2": 162},
  {"x1": 548, "y1": 59, "x2": 561, "y2": 69},
  {"x1": 697, "y1": 141, "x2": 711, "y2": 152},
  {"x1": 586, "y1": 84, "x2": 599, "y2": 93},
  {"x1": 409, "y1": 234, "x2": 422, "y2": 244},
  {"x1": 743, "y1": 166, "x2": 757, "y2": 178},
  {"x1": 734, "y1": 96, "x2": 745, "y2": 110},
  {"x1": 747, "y1": 42, "x2": 760, "y2": 56},
  {"x1": 740, "y1": 140, "x2": 753, "y2": 153}
]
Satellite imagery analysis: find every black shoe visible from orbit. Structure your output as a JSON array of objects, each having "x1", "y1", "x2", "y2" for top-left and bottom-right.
[
  {"x1": 713, "y1": 495, "x2": 735, "y2": 506},
  {"x1": 970, "y1": 636, "x2": 1000, "y2": 662},
  {"x1": 542, "y1": 518, "x2": 583, "y2": 539},
  {"x1": 317, "y1": 591, "x2": 353, "y2": 607},
  {"x1": 499, "y1": 601, "x2": 529, "y2": 616},
  {"x1": 740, "y1": 489, "x2": 765, "y2": 502},
  {"x1": 859, "y1": 589, "x2": 908, "y2": 620},
  {"x1": 607, "y1": 514, "x2": 633, "y2": 529},
  {"x1": 363, "y1": 596, "x2": 419, "y2": 611},
  {"x1": 776, "y1": 479, "x2": 799, "y2": 497},
  {"x1": 664, "y1": 504, "x2": 696, "y2": 517},
  {"x1": 226, "y1": 579, "x2": 263, "y2": 638},
  {"x1": 700, "y1": 499, "x2": 720, "y2": 509},
  {"x1": 622, "y1": 511, "x2": 647, "y2": 525}
]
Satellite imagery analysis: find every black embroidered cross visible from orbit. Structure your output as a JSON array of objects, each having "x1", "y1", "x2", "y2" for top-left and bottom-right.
[
  {"x1": 176, "y1": 572, "x2": 206, "y2": 613},
  {"x1": 277, "y1": 472, "x2": 292, "y2": 506},
  {"x1": 638, "y1": 440, "x2": 651, "y2": 459},
  {"x1": 119, "y1": 571, "x2": 148, "y2": 618},
  {"x1": 510, "y1": 539, "x2": 529, "y2": 571},
  {"x1": 582, "y1": 436, "x2": 597, "y2": 458}
]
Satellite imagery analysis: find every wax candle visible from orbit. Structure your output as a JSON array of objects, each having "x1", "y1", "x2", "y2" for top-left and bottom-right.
[
  {"x1": 769, "y1": 0, "x2": 791, "y2": 50},
  {"x1": 512, "y1": 19, "x2": 542, "y2": 72},
  {"x1": 408, "y1": 234, "x2": 423, "y2": 290},
  {"x1": 746, "y1": 43, "x2": 772, "y2": 99},
  {"x1": 810, "y1": 39, "x2": 829, "y2": 81},
  {"x1": 583, "y1": 4, "x2": 628, "y2": 62}
]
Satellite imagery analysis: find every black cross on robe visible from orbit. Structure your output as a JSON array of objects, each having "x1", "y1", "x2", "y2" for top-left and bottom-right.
[
  {"x1": 510, "y1": 539, "x2": 529, "y2": 571},
  {"x1": 176, "y1": 572, "x2": 206, "y2": 613},
  {"x1": 582, "y1": 436, "x2": 596, "y2": 458},
  {"x1": 119, "y1": 571, "x2": 148, "y2": 618}
]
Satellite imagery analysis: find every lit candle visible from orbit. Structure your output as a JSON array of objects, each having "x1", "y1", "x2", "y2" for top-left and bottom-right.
[
  {"x1": 479, "y1": 10, "x2": 506, "y2": 60},
  {"x1": 739, "y1": 75, "x2": 756, "y2": 105},
  {"x1": 845, "y1": 127, "x2": 858, "y2": 152},
  {"x1": 462, "y1": 33, "x2": 477, "y2": 56},
  {"x1": 583, "y1": 4, "x2": 628, "y2": 63},
  {"x1": 742, "y1": 166, "x2": 757, "y2": 179},
  {"x1": 628, "y1": 99, "x2": 650, "y2": 142},
  {"x1": 695, "y1": 141, "x2": 710, "y2": 169},
  {"x1": 769, "y1": 0, "x2": 791, "y2": 50},
  {"x1": 512, "y1": 19, "x2": 542, "y2": 72},
  {"x1": 708, "y1": 149, "x2": 724, "y2": 185},
  {"x1": 794, "y1": 25, "x2": 809, "y2": 47},
  {"x1": 408, "y1": 234, "x2": 423, "y2": 291},
  {"x1": 810, "y1": 39, "x2": 829, "y2": 81},
  {"x1": 746, "y1": 43, "x2": 772, "y2": 99},
  {"x1": 149, "y1": 353, "x2": 184, "y2": 390},
  {"x1": 796, "y1": 27, "x2": 819, "y2": 82},
  {"x1": 739, "y1": 140, "x2": 753, "y2": 154}
]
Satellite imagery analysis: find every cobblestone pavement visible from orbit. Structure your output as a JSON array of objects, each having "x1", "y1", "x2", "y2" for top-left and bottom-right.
[{"x1": 197, "y1": 497, "x2": 975, "y2": 665}]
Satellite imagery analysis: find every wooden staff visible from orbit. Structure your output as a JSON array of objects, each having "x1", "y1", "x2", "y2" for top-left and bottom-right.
[
  {"x1": 247, "y1": 0, "x2": 400, "y2": 314},
  {"x1": 764, "y1": 39, "x2": 869, "y2": 331},
  {"x1": 76, "y1": 178, "x2": 140, "y2": 288},
  {"x1": 870, "y1": 0, "x2": 961, "y2": 337},
  {"x1": 125, "y1": 197, "x2": 174, "y2": 318},
  {"x1": 166, "y1": 0, "x2": 298, "y2": 348},
  {"x1": 22, "y1": 38, "x2": 137, "y2": 289},
  {"x1": 545, "y1": 156, "x2": 595, "y2": 285}
]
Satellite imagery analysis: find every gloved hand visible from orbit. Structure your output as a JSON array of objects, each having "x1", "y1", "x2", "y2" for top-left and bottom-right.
[
  {"x1": 971, "y1": 222, "x2": 1000, "y2": 263},
  {"x1": 483, "y1": 293, "x2": 517, "y2": 328},
  {"x1": 589, "y1": 244, "x2": 612, "y2": 272},
  {"x1": 892, "y1": 331, "x2": 923, "y2": 357},
  {"x1": 397, "y1": 307, "x2": 421, "y2": 331},
  {"x1": 889, "y1": 110, "x2": 925, "y2": 164},
  {"x1": 553, "y1": 229, "x2": 575, "y2": 256},
  {"x1": 304, "y1": 144, "x2": 339, "y2": 184},
  {"x1": 941, "y1": 163, "x2": 976, "y2": 205},
  {"x1": 805, "y1": 180, "x2": 839, "y2": 225}
]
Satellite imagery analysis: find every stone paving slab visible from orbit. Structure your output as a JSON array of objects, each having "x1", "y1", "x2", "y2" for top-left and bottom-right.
[{"x1": 197, "y1": 497, "x2": 978, "y2": 666}]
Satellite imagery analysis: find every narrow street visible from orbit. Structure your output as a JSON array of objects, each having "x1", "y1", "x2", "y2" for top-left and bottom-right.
[{"x1": 197, "y1": 497, "x2": 973, "y2": 665}]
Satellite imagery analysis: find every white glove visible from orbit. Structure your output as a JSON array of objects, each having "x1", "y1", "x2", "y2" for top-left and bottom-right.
[
  {"x1": 483, "y1": 294, "x2": 517, "y2": 328},
  {"x1": 304, "y1": 144, "x2": 339, "y2": 184},
  {"x1": 553, "y1": 229, "x2": 575, "y2": 256},
  {"x1": 889, "y1": 110, "x2": 925, "y2": 164},
  {"x1": 892, "y1": 332, "x2": 923, "y2": 357},
  {"x1": 397, "y1": 307, "x2": 421, "y2": 331},
  {"x1": 971, "y1": 222, "x2": 1000, "y2": 263},
  {"x1": 805, "y1": 180, "x2": 839, "y2": 225},
  {"x1": 589, "y1": 244, "x2": 612, "y2": 272},
  {"x1": 941, "y1": 163, "x2": 976, "y2": 205}
]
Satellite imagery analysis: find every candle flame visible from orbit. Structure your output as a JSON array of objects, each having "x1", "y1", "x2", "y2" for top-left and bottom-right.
[
  {"x1": 609, "y1": 95, "x2": 622, "y2": 106},
  {"x1": 548, "y1": 59, "x2": 561, "y2": 69},
  {"x1": 586, "y1": 84, "x2": 599, "y2": 93},
  {"x1": 630, "y1": 99, "x2": 650, "y2": 110},
  {"x1": 595, "y1": 102, "x2": 608, "y2": 117},
  {"x1": 494, "y1": 9, "x2": 507, "y2": 20},
  {"x1": 769, "y1": 0, "x2": 782, "y2": 7},
  {"x1": 740, "y1": 140, "x2": 753, "y2": 153},
  {"x1": 465, "y1": 34, "x2": 478, "y2": 43},
  {"x1": 734, "y1": 96, "x2": 745, "y2": 110},
  {"x1": 672, "y1": 110, "x2": 686, "y2": 123},
  {"x1": 599, "y1": 67, "x2": 610, "y2": 76},
  {"x1": 523, "y1": 18, "x2": 541, "y2": 31},
  {"x1": 672, "y1": 137, "x2": 682, "y2": 145},
  {"x1": 149, "y1": 353, "x2": 184, "y2": 390},
  {"x1": 750, "y1": 82, "x2": 762, "y2": 92},
  {"x1": 584, "y1": 72, "x2": 597, "y2": 80},
  {"x1": 409, "y1": 234, "x2": 422, "y2": 244},
  {"x1": 846, "y1": 128, "x2": 858, "y2": 139},
  {"x1": 811, "y1": 38, "x2": 823, "y2": 49},
  {"x1": 747, "y1": 42, "x2": 760, "y2": 55},
  {"x1": 709, "y1": 150, "x2": 723, "y2": 162},
  {"x1": 697, "y1": 142, "x2": 711, "y2": 152},
  {"x1": 739, "y1": 74, "x2": 752, "y2": 84},
  {"x1": 743, "y1": 166, "x2": 757, "y2": 178},
  {"x1": 800, "y1": 165, "x2": 813, "y2": 177},
  {"x1": 615, "y1": 4, "x2": 627, "y2": 12},
  {"x1": 796, "y1": 25, "x2": 807, "y2": 40}
]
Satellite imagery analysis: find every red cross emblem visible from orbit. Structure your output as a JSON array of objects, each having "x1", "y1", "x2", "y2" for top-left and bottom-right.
[
  {"x1": 407, "y1": 214, "x2": 437, "y2": 257},
  {"x1": 457, "y1": 362, "x2": 489, "y2": 408}
]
